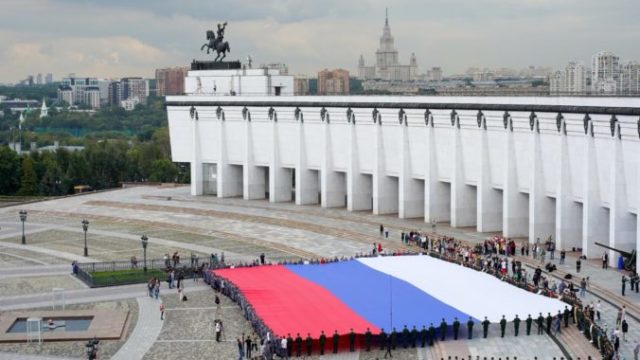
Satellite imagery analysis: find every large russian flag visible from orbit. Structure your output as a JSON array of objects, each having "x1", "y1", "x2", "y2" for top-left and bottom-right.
[{"x1": 213, "y1": 255, "x2": 566, "y2": 338}]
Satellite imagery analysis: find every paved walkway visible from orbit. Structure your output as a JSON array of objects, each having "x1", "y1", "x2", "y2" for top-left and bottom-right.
[
  {"x1": 0, "y1": 280, "x2": 209, "y2": 311},
  {"x1": 0, "y1": 354, "x2": 79, "y2": 360},
  {"x1": 1, "y1": 264, "x2": 71, "y2": 279},
  {"x1": 111, "y1": 297, "x2": 164, "y2": 360}
]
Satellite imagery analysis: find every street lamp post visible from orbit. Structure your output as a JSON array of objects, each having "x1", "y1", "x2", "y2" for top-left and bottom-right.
[
  {"x1": 141, "y1": 235, "x2": 149, "y2": 273},
  {"x1": 19, "y1": 210, "x2": 27, "y2": 245},
  {"x1": 82, "y1": 219, "x2": 89, "y2": 257}
]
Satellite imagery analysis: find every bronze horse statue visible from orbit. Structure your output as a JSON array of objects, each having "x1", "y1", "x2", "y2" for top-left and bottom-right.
[{"x1": 201, "y1": 30, "x2": 230, "y2": 62}]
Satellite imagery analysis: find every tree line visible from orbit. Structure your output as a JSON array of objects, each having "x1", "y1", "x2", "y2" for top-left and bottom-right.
[{"x1": 0, "y1": 127, "x2": 189, "y2": 196}]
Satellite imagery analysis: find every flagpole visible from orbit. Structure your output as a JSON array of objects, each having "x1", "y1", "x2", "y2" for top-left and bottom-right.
[{"x1": 389, "y1": 273, "x2": 393, "y2": 330}]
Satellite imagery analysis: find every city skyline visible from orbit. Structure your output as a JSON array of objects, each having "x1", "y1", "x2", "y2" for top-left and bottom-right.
[{"x1": 1, "y1": 0, "x2": 639, "y2": 83}]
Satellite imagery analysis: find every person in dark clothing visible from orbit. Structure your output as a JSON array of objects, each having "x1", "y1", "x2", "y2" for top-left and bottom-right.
[
  {"x1": 305, "y1": 333, "x2": 312, "y2": 356},
  {"x1": 260, "y1": 253, "x2": 265, "y2": 265},
  {"x1": 500, "y1": 315, "x2": 507, "y2": 338},
  {"x1": 428, "y1": 324, "x2": 436, "y2": 346},
  {"x1": 536, "y1": 313, "x2": 544, "y2": 335},
  {"x1": 420, "y1": 325, "x2": 427, "y2": 347},
  {"x1": 245, "y1": 336, "x2": 252, "y2": 358},
  {"x1": 378, "y1": 328, "x2": 387, "y2": 351},
  {"x1": 453, "y1": 318, "x2": 460, "y2": 340},
  {"x1": 622, "y1": 275, "x2": 628, "y2": 296},
  {"x1": 482, "y1": 317, "x2": 490, "y2": 338},
  {"x1": 563, "y1": 306, "x2": 571, "y2": 328},
  {"x1": 410, "y1": 326, "x2": 418, "y2": 347},
  {"x1": 364, "y1": 328, "x2": 372, "y2": 352},
  {"x1": 286, "y1": 333, "x2": 293, "y2": 357},
  {"x1": 467, "y1": 318, "x2": 474, "y2": 339},
  {"x1": 576, "y1": 258, "x2": 581, "y2": 273},
  {"x1": 348, "y1": 328, "x2": 356, "y2": 352},
  {"x1": 295, "y1": 333, "x2": 302, "y2": 357},
  {"x1": 319, "y1": 331, "x2": 326, "y2": 355},
  {"x1": 513, "y1": 315, "x2": 521, "y2": 337},
  {"x1": 332, "y1": 330, "x2": 339, "y2": 354},
  {"x1": 526, "y1": 314, "x2": 533, "y2": 336},
  {"x1": 439, "y1": 318, "x2": 447, "y2": 341},
  {"x1": 545, "y1": 313, "x2": 553, "y2": 334},
  {"x1": 390, "y1": 327, "x2": 397, "y2": 350},
  {"x1": 401, "y1": 325, "x2": 409, "y2": 348},
  {"x1": 384, "y1": 335, "x2": 393, "y2": 358}
]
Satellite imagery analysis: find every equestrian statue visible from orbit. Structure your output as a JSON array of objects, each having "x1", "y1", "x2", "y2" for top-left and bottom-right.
[{"x1": 201, "y1": 22, "x2": 230, "y2": 61}]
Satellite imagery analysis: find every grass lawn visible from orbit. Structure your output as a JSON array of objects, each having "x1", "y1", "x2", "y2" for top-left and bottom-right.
[{"x1": 90, "y1": 268, "x2": 166, "y2": 287}]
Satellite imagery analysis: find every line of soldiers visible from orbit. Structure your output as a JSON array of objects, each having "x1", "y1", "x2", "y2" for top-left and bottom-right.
[{"x1": 290, "y1": 308, "x2": 574, "y2": 356}]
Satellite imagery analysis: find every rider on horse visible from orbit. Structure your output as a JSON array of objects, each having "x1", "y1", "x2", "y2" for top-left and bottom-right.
[{"x1": 213, "y1": 22, "x2": 227, "y2": 49}]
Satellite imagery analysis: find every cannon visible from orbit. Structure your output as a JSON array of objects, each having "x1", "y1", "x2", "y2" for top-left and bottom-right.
[{"x1": 595, "y1": 242, "x2": 636, "y2": 273}]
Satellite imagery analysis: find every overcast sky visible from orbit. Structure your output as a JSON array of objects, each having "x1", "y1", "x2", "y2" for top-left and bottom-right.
[{"x1": 2, "y1": 0, "x2": 639, "y2": 83}]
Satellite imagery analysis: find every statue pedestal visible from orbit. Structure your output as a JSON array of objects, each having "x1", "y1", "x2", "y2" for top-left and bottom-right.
[{"x1": 191, "y1": 60, "x2": 241, "y2": 71}]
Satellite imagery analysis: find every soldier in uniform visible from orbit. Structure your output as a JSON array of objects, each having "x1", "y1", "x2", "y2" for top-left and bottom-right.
[
  {"x1": 364, "y1": 327, "x2": 372, "y2": 352},
  {"x1": 513, "y1": 315, "x2": 521, "y2": 337},
  {"x1": 482, "y1": 317, "x2": 490, "y2": 338},
  {"x1": 401, "y1": 325, "x2": 409, "y2": 348},
  {"x1": 295, "y1": 333, "x2": 302, "y2": 357},
  {"x1": 467, "y1": 318, "x2": 474, "y2": 339},
  {"x1": 420, "y1": 325, "x2": 427, "y2": 347},
  {"x1": 453, "y1": 317, "x2": 460, "y2": 340},
  {"x1": 499, "y1": 315, "x2": 507, "y2": 338},
  {"x1": 428, "y1": 323, "x2": 436, "y2": 346},
  {"x1": 319, "y1": 330, "x2": 326, "y2": 355},
  {"x1": 378, "y1": 328, "x2": 387, "y2": 351},
  {"x1": 410, "y1": 326, "x2": 418, "y2": 348},
  {"x1": 332, "y1": 330, "x2": 339, "y2": 354},
  {"x1": 536, "y1": 313, "x2": 544, "y2": 335},
  {"x1": 545, "y1": 312, "x2": 552, "y2": 334},
  {"x1": 563, "y1": 306, "x2": 571, "y2": 328},
  {"x1": 439, "y1": 318, "x2": 447, "y2": 341},
  {"x1": 526, "y1": 314, "x2": 533, "y2": 335},
  {"x1": 286, "y1": 333, "x2": 293, "y2": 357},
  {"x1": 305, "y1": 333, "x2": 312, "y2": 356},
  {"x1": 390, "y1": 327, "x2": 397, "y2": 350},
  {"x1": 348, "y1": 328, "x2": 356, "y2": 352}
]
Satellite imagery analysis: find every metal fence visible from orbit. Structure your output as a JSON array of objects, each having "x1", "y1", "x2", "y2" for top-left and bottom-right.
[{"x1": 77, "y1": 258, "x2": 169, "y2": 273}]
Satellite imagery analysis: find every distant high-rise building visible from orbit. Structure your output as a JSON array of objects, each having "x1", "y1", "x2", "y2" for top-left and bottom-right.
[
  {"x1": 317, "y1": 69, "x2": 349, "y2": 95},
  {"x1": 293, "y1": 75, "x2": 309, "y2": 95},
  {"x1": 121, "y1": 77, "x2": 147, "y2": 104},
  {"x1": 57, "y1": 86, "x2": 73, "y2": 105},
  {"x1": 619, "y1": 61, "x2": 640, "y2": 95},
  {"x1": 27, "y1": 75, "x2": 34, "y2": 86},
  {"x1": 427, "y1": 67, "x2": 443, "y2": 81},
  {"x1": 108, "y1": 81, "x2": 122, "y2": 106},
  {"x1": 357, "y1": 10, "x2": 417, "y2": 81},
  {"x1": 58, "y1": 76, "x2": 108, "y2": 108},
  {"x1": 36, "y1": 73, "x2": 43, "y2": 85},
  {"x1": 591, "y1": 51, "x2": 620, "y2": 94},
  {"x1": 550, "y1": 61, "x2": 587, "y2": 95},
  {"x1": 45, "y1": 73, "x2": 53, "y2": 84},
  {"x1": 85, "y1": 87, "x2": 101, "y2": 109},
  {"x1": 155, "y1": 67, "x2": 188, "y2": 96}
]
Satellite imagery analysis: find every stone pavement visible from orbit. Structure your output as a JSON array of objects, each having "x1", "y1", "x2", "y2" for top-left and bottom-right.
[
  {"x1": 1, "y1": 264, "x2": 70, "y2": 279},
  {"x1": 0, "y1": 280, "x2": 208, "y2": 311},
  {"x1": 111, "y1": 296, "x2": 163, "y2": 360},
  {"x1": 0, "y1": 354, "x2": 79, "y2": 360}
]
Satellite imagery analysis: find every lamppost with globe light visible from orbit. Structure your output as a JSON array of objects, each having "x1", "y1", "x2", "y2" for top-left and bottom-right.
[
  {"x1": 19, "y1": 210, "x2": 27, "y2": 245},
  {"x1": 82, "y1": 219, "x2": 89, "y2": 257},
  {"x1": 141, "y1": 235, "x2": 149, "y2": 273}
]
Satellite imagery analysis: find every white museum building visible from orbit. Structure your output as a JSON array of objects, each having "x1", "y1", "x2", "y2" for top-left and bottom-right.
[{"x1": 167, "y1": 67, "x2": 640, "y2": 268}]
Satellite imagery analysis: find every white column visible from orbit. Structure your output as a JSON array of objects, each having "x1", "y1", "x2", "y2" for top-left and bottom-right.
[
  {"x1": 320, "y1": 114, "x2": 345, "y2": 208},
  {"x1": 347, "y1": 115, "x2": 372, "y2": 211},
  {"x1": 424, "y1": 117, "x2": 449, "y2": 223},
  {"x1": 476, "y1": 114, "x2": 502, "y2": 232},
  {"x1": 450, "y1": 117, "x2": 476, "y2": 227},
  {"x1": 399, "y1": 114, "x2": 424, "y2": 219},
  {"x1": 295, "y1": 111, "x2": 318, "y2": 205},
  {"x1": 373, "y1": 115, "x2": 398, "y2": 214},
  {"x1": 190, "y1": 112, "x2": 203, "y2": 196},
  {"x1": 502, "y1": 115, "x2": 528, "y2": 238},
  {"x1": 555, "y1": 118, "x2": 581, "y2": 251},
  {"x1": 269, "y1": 111, "x2": 292, "y2": 202},
  {"x1": 582, "y1": 119, "x2": 607, "y2": 259},
  {"x1": 609, "y1": 121, "x2": 635, "y2": 266},
  {"x1": 243, "y1": 112, "x2": 265, "y2": 200},
  {"x1": 216, "y1": 113, "x2": 242, "y2": 197},
  {"x1": 528, "y1": 117, "x2": 554, "y2": 243}
]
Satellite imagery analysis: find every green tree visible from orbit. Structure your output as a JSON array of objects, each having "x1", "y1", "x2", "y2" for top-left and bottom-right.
[
  {"x1": 17, "y1": 156, "x2": 38, "y2": 196},
  {"x1": 149, "y1": 158, "x2": 178, "y2": 182},
  {"x1": 0, "y1": 146, "x2": 21, "y2": 194}
]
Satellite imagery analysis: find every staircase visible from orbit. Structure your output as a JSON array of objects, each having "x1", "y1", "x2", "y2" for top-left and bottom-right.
[{"x1": 554, "y1": 326, "x2": 600, "y2": 360}]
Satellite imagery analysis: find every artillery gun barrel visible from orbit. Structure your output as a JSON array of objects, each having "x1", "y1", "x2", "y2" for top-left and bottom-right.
[{"x1": 594, "y1": 242, "x2": 633, "y2": 257}]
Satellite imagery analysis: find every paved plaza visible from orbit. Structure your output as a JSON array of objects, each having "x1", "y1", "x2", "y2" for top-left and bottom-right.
[{"x1": 0, "y1": 185, "x2": 636, "y2": 359}]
